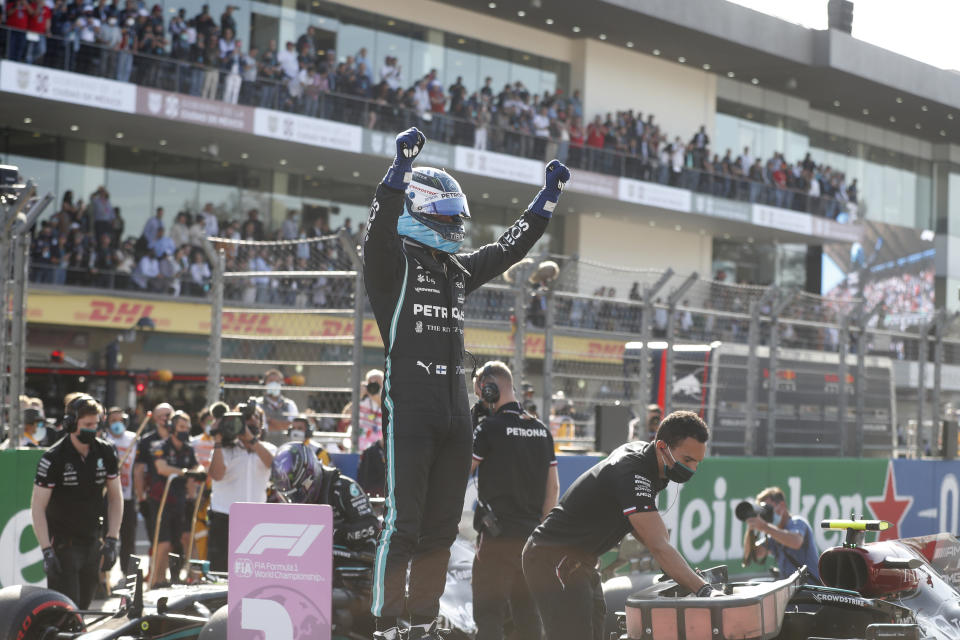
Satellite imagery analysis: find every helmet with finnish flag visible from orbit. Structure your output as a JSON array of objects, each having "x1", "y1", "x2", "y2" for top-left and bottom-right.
[{"x1": 397, "y1": 167, "x2": 471, "y2": 253}]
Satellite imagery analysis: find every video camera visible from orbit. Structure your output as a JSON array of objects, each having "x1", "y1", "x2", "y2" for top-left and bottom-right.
[
  {"x1": 735, "y1": 500, "x2": 775, "y2": 523},
  {"x1": 212, "y1": 397, "x2": 261, "y2": 443}
]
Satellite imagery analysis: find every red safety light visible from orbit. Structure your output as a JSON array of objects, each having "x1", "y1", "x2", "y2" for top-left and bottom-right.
[
  {"x1": 50, "y1": 350, "x2": 64, "y2": 363},
  {"x1": 135, "y1": 382, "x2": 146, "y2": 395}
]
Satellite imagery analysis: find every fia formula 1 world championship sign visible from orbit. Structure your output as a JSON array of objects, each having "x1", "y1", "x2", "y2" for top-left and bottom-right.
[{"x1": 229, "y1": 503, "x2": 333, "y2": 640}]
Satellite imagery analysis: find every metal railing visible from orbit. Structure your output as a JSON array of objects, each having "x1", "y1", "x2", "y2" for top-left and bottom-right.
[{"x1": 0, "y1": 25, "x2": 856, "y2": 219}]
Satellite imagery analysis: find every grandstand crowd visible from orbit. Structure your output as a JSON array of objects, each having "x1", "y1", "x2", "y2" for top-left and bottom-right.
[{"x1": 2, "y1": 3, "x2": 857, "y2": 218}]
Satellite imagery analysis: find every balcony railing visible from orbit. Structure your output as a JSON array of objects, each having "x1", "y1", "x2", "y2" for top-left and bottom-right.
[{"x1": 0, "y1": 25, "x2": 855, "y2": 219}]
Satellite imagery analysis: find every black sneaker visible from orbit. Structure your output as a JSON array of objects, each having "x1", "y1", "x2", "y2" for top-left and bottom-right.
[
  {"x1": 372, "y1": 628, "x2": 401, "y2": 640},
  {"x1": 406, "y1": 621, "x2": 451, "y2": 640}
]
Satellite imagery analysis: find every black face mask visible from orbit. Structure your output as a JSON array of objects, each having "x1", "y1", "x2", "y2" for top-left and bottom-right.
[
  {"x1": 247, "y1": 423, "x2": 261, "y2": 438},
  {"x1": 663, "y1": 444, "x2": 695, "y2": 484},
  {"x1": 176, "y1": 431, "x2": 190, "y2": 443},
  {"x1": 76, "y1": 428, "x2": 97, "y2": 445},
  {"x1": 366, "y1": 381, "x2": 381, "y2": 395}
]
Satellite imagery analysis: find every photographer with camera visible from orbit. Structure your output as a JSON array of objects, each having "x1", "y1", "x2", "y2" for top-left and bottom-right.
[
  {"x1": 741, "y1": 486, "x2": 821, "y2": 584},
  {"x1": 206, "y1": 398, "x2": 276, "y2": 572},
  {"x1": 471, "y1": 361, "x2": 558, "y2": 640}
]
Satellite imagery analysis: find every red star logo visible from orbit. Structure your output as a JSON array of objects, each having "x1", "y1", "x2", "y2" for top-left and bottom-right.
[{"x1": 866, "y1": 462, "x2": 913, "y2": 541}]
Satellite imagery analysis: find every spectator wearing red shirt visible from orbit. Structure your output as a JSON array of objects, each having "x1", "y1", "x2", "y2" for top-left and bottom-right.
[
  {"x1": 772, "y1": 162, "x2": 788, "y2": 208},
  {"x1": 585, "y1": 115, "x2": 606, "y2": 171},
  {"x1": 25, "y1": 0, "x2": 50, "y2": 64},
  {"x1": 5, "y1": 0, "x2": 30, "y2": 61}
]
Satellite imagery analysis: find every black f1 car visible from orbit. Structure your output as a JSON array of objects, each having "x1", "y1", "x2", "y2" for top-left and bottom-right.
[{"x1": 614, "y1": 519, "x2": 960, "y2": 640}]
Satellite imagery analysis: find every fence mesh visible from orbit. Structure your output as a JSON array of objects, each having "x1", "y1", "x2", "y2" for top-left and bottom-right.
[{"x1": 212, "y1": 232, "x2": 360, "y2": 448}]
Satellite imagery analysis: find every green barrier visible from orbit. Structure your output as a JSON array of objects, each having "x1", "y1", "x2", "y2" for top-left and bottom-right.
[
  {"x1": 656, "y1": 457, "x2": 890, "y2": 575},
  {"x1": 0, "y1": 448, "x2": 46, "y2": 587}
]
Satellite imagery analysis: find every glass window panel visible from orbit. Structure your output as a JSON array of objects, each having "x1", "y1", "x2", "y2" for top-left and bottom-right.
[
  {"x1": 881, "y1": 165, "x2": 902, "y2": 224},
  {"x1": 56, "y1": 161, "x2": 106, "y2": 219},
  {"x1": 410, "y1": 40, "x2": 444, "y2": 84},
  {"x1": 862, "y1": 160, "x2": 884, "y2": 221},
  {"x1": 916, "y1": 174, "x2": 933, "y2": 230},
  {"x1": 478, "y1": 55, "x2": 510, "y2": 96},
  {"x1": 901, "y1": 171, "x2": 916, "y2": 228},
  {"x1": 445, "y1": 47, "x2": 480, "y2": 94},
  {"x1": 106, "y1": 169, "x2": 153, "y2": 240},
  {"x1": 509, "y1": 58, "x2": 539, "y2": 94},
  {"x1": 539, "y1": 69, "x2": 557, "y2": 96},
  {"x1": 8, "y1": 155, "x2": 57, "y2": 201},
  {"x1": 338, "y1": 23, "x2": 375, "y2": 63},
  {"x1": 153, "y1": 177, "x2": 199, "y2": 235}
]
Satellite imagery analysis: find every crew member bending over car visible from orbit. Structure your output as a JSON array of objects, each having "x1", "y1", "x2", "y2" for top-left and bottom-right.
[{"x1": 523, "y1": 410, "x2": 714, "y2": 640}]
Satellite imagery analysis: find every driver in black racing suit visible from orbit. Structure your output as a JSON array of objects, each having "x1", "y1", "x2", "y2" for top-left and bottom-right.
[
  {"x1": 270, "y1": 442, "x2": 380, "y2": 551},
  {"x1": 363, "y1": 127, "x2": 570, "y2": 640}
]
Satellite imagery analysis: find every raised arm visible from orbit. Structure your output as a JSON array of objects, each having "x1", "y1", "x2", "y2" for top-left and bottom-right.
[
  {"x1": 460, "y1": 160, "x2": 569, "y2": 292},
  {"x1": 362, "y1": 128, "x2": 426, "y2": 293}
]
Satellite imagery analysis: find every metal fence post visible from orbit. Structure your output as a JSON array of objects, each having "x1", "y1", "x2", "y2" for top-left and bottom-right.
[
  {"x1": 838, "y1": 313, "x2": 851, "y2": 456},
  {"x1": 745, "y1": 300, "x2": 761, "y2": 456},
  {"x1": 0, "y1": 235, "x2": 9, "y2": 424},
  {"x1": 933, "y1": 309, "x2": 946, "y2": 436},
  {"x1": 541, "y1": 286, "x2": 555, "y2": 428},
  {"x1": 917, "y1": 321, "x2": 928, "y2": 458},
  {"x1": 637, "y1": 269, "x2": 673, "y2": 416},
  {"x1": 664, "y1": 304, "x2": 676, "y2": 417},
  {"x1": 206, "y1": 250, "x2": 224, "y2": 407},
  {"x1": 854, "y1": 307, "x2": 879, "y2": 457},
  {"x1": 766, "y1": 291, "x2": 794, "y2": 457},
  {"x1": 350, "y1": 262, "x2": 365, "y2": 453},
  {"x1": 8, "y1": 234, "x2": 29, "y2": 446},
  {"x1": 512, "y1": 268, "x2": 529, "y2": 386}
]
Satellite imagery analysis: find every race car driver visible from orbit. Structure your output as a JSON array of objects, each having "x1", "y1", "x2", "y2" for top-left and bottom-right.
[
  {"x1": 270, "y1": 442, "x2": 380, "y2": 551},
  {"x1": 363, "y1": 126, "x2": 569, "y2": 640},
  {"x1": 523, "y1": 410, "x2": 713, "y2": 640}
]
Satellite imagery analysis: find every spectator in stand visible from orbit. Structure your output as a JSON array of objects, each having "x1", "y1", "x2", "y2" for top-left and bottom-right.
[
  {"x1": 25, "y1": 0, "x2": 51, "y2": 64},
  {"x1": 277, "y1": 39, "x2": 298, "y2": 81},
  {"x1": 201, "y1": 32, "x2": 220, "y2": 99},
  {"x1": 169, "y1": 211, "x2": 191, "y2": 247},
  {"x1": 188, "y1": 249, "x2": 211, "y2": 295},
  {"x1": 193, "y1": 3, "x2": 215, "y2": 38},
  {"x1": 6, "y1": 0, "x2": 31, "y2": 62},
  {"x1": 281, "y1": 209, "x2": 299, "y2": 240},
  {"x1": 90, "y1": 233, "x2": 117, "y2": 287},
  {"x1": 380, "y1": 55, "x2": 402, "y2": 90},
  {"x1": 357, "y1": 369, "x2": 383, "y2": 452},
  {"x1": 219, "y1": 3, "x2": 235, "y2": 36},
  {"x1": 133, "y1": 246, "x2": 162, "y2": 291}
]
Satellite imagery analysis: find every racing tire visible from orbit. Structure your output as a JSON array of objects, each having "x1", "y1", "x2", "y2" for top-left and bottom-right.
[
  {"x1": 197, "y1": 604, "x2": 228, "y2": 640},
  {"x1": 0, "y1": 585, "x2": 85, "y2": 640}
]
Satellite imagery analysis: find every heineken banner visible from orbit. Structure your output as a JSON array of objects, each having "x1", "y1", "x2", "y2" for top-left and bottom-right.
[
  {"x1": 0, "y1": 449, "x2": 46, "y2": 588},
  {"x1": 2, "y1": 450, "x2": 960, "y2": 586},
  {"x1": 656, "y1": 456, "x2": 960, "y2": 574}
]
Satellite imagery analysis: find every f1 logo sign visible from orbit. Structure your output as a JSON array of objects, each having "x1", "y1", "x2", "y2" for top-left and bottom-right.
[{"x1": 234, "y1": 523, "x2": 324, "y2": 557}]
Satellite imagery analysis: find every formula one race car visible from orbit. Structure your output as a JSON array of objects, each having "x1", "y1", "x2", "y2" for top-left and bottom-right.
[{"x1": 614, "y1": 519, "x2": 960, "y2": 640}]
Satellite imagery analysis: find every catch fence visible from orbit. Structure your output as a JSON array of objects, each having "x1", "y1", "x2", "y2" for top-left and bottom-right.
[{"x1": 206, "y1": 239, "x2": 958, "y2": 457}]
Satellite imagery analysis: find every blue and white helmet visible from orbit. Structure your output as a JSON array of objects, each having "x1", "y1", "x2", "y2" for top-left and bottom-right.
[{"x1": 397, "y1": 167, "x2": 471, "y2": 253}]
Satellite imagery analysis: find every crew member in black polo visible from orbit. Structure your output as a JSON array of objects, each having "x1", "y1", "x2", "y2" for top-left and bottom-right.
[
  {"x1": 149, "y1": 410, "x2": 201, "y2": 588},
  {"x1": 522, "y1": 410, "x2": 712, "y2": 640},
  {"x1": 470, "y1": 361, "x2": 558, "y2": 640},
  {"x1": 31, "y1": 395, "x2": 122, "y2": 608}
]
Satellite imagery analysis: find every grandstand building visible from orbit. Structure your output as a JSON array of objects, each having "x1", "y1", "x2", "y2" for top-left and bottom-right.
[{"x1": 1, "y1": 0, "x2": 958, "y2": 450}]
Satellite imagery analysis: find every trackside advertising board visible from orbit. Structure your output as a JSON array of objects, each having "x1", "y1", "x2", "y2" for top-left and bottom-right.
[
  {"x1": 228, "y1": 502, "x2": 333, "y2": 640},
  {"x1": 0, "y1": 449, "x2": 46, "y2": 588},
  {"x1": 657, "y1": 457, "x2": 960, "y2": 575}
]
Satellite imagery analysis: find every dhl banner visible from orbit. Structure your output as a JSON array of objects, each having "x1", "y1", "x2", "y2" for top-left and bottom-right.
[{"x1": 26, "y1": 292, "x2": 627, "y2": 364}]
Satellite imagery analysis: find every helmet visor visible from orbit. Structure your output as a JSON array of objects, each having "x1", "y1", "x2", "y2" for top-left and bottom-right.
[{"x1": 416, "y1": 192, "x2": 471, "y2": 219}]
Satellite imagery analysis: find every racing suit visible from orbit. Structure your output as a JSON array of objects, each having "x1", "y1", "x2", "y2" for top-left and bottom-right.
[
  {"x1": 306, "y1": 465, "x2": 381, "y2": 552},
  {"x1": 363, "y1": 181, "x2": 548, "y2": 620}
]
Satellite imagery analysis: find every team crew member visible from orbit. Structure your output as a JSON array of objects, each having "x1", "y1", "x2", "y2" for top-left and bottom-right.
[
  {"x1": 31, "y1": 395, "x2": 122, "y2": 609},
  {"x1": 523, "y1": 411, "x2": 712, "y2": 640},
  {"x1": 134, "y1": 403, "x2": 173, "y2": 544},
  {"x1": 745, "y1": 486, "x2": 821, "y2": 584},
  {"x1": 104, "y1": 407, "x2": 138, "y2": 576},
  {"x1": 149, "y1": 411, "x2": 202, "y2": 588},
  {"x1": 470, "y1": 361, "x2": 558, "y2": 640},
  {"x1": 363, "y1": 126, "x2": 568, "y2": 640},
  {"x1": 271, "y1": 442, "x2": 381, "y2": 551},
  {"x1": 207, "y1": 402, "x2": 276, "y2": 572},
  {"x1": 0, "y1": 406, "x2": 45, "y2": 447}
]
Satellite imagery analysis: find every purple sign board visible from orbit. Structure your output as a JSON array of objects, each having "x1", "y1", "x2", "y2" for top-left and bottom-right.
[{"x1": 228, "y1": 502, "x2": 333, "y2": 640}]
